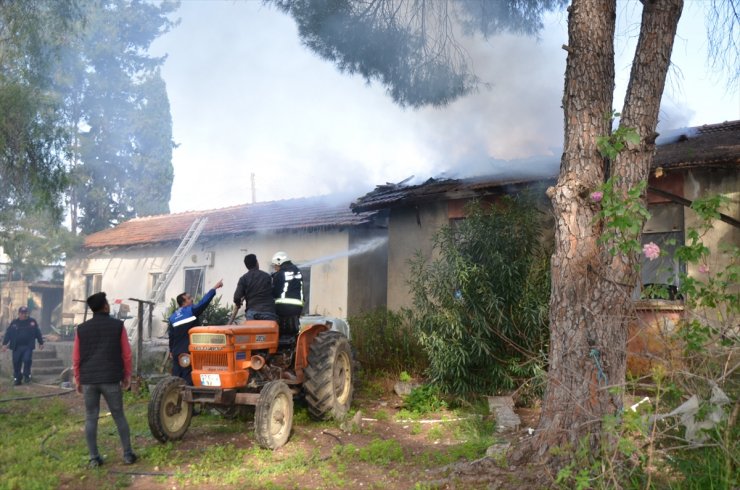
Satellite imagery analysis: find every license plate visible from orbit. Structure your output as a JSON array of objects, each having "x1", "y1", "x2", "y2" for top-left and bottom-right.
[{"x1": 200, "y1": 374, "x2": 221, "y2": 387}]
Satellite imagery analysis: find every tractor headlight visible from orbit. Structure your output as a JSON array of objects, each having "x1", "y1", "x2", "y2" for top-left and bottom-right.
[{"x1": 178, "y1": 353, "x2": 191, "y2": 368}]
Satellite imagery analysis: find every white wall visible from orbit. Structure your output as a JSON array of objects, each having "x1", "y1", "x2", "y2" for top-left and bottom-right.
[{"x1": 63, "y1": 229, "x2": 351, "y2": 338}]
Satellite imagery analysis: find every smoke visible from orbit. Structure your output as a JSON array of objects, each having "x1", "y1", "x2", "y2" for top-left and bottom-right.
[
  {"x1": 299, "y1": 236, "x2": 388, "y2": 267},
  {"x1": 152, "y1": 4, "x2": 733, "y2": 214},
  {"x1": 657, "y1": 99, "x2": 696, "y2": 136}
]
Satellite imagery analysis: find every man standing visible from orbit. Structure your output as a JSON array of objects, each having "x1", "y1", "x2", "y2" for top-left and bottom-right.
[
  {"x1": 270, "y1": 251, "x2": 304, "y2": 336},
  {"x1": 168, "y1": 279, "x2": 223, "y2": 384},
  {"x1": 73, "y1": 292, "x2": 137, "y2": 468},
  {"x1": 2, "y1": 306, "x2": 44, "y2": 385},
  {"x1": 233, "y1": 254, "x2": 277, "y2": 321}
]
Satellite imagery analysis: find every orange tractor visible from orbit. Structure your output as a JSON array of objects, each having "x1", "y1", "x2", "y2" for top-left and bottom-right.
[{"x1": 147, "y1": 318, "x2": 354, "y2": 449}]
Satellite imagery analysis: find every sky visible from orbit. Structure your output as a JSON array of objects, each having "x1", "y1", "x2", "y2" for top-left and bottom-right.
[{"x1": 149, "y1": 0, "x2": 740, "y2": 214}]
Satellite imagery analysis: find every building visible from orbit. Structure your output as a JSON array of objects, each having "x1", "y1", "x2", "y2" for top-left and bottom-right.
[
  {"x1": 62, "y1": 195, "x2": 387, "y2": 340},
  {"x1": 351, "y1": 120, "x2": 739, "y2": 375}
]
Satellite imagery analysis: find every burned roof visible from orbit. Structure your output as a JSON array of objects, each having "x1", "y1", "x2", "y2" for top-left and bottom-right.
[
  {"x1": 352, "y1": 120, "x2": 740, "y2": 213},
  {"x1": 84, "y1": 195, "x2": 377, "y2": 249},
  {"x1": 350, "y1": 176, "x2": 555, "y2": 213},
  {"x1": 655, "y1": 119, "x2": 740, "y2": 169}
]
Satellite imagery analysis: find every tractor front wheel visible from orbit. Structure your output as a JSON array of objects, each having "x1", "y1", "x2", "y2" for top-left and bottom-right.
[
  {"x1": 254, "y1": 380, "x2": 294, "y2": 449},
  {"x1": 304, "y1": 331, "x2": 354, "y2": 421},
  {"x1": 148, "y1": 376, "x2": 192, "y2": 443}
]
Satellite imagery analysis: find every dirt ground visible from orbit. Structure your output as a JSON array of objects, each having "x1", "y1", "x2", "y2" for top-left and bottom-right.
[{"x1": 2, "y1": 376, "x2": 553, "y2": 489}]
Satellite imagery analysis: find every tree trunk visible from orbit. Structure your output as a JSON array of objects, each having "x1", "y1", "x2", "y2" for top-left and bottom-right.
[{"x1": 514, "y1": 0, "x2": 684, "y2": 463}]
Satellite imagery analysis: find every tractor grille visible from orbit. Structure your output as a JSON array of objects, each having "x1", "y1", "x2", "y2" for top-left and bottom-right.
[{"x1": 193, "y1": 352, "x2": 229, "y2": 370}]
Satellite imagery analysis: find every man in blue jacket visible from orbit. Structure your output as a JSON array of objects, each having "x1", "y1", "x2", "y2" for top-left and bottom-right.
[
  {"x1": 168, "y1": 279, "x2": 223, "y2": 384},
  {"x1": 2, "y1": 306, "x2": 44, "y2": 385}
]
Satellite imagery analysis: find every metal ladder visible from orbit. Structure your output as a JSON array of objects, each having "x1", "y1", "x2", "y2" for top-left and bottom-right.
[{"x1": 127, "y1": 216, "x2": 209, "y2": 343}]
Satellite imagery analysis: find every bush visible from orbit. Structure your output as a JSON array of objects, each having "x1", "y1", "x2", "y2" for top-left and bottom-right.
[
  {"x1": 348, "y1": 308, "x2": 427, "y2": 376},
  {"x1": 408, "y1": 194, "x2": 551, "y2": 397},
  {"x1": 162, "y1": 294, "x2": 238, "y2": 326}
]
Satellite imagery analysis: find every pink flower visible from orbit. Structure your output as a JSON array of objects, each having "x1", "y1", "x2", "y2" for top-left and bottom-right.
[
  {"x1": 591, "y1": 191, "x2": 603, "y2": 202},
  {"x1": 698, "y1": 264, "x2": 709, "y2": 274},
  {"x1": 643, "y1": 242, "x2": 660, "y2": 261}
]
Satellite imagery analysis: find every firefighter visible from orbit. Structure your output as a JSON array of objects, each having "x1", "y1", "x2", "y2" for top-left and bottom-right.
[{"x1": 270, "y1": 251, "x2": 304, "y2": 338}]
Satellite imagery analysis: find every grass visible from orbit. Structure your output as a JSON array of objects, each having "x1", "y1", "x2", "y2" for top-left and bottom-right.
[
  {"x1": 0, "y1": 394, "x2": 93, "y2": 489},
  {"x1": 0, "y1": 375, "x2": 499, "y2": 489}
]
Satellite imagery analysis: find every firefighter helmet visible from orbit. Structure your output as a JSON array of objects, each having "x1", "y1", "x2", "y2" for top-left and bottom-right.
[{"x1": 271, "y1": 251, "x2": 290, "y2": 266}]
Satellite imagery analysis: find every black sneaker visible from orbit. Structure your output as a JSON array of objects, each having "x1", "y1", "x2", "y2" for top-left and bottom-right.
[
  {"x1": 13, "y1": 378, "x2": 21, "y2": 386},
  {"x1": 88, "y1": 456, "x2": 104, "y2": 469},
  {"x1": 123, "y1": 452, "x2": 138, "y2": 465},
  {"x1": 23, "y1": 376, "x2": 31, "y2": 384}
]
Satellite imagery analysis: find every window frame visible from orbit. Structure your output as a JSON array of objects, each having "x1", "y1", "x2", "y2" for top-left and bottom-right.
[{"x1": 183, "y1": 267, "x2": 205, "y2": 299}]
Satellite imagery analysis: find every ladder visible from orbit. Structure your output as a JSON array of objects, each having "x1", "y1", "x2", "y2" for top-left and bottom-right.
[{"x1": 127, "y1": 216, "x2": 208, "y2": 343}]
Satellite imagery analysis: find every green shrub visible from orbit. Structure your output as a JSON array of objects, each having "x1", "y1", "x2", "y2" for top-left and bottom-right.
[
  {"x1": 408, "y1": 194, "x2": 551, "y2": 397},
  {"x1": 162, "y1": 294, "x2": 239, "y2": 326},
  {"x1": 403, "y1": 384, "x2": 447, "y2": 415},
  {"x1": 348, "y1": 307, "x2": 427, "y2": 375}
]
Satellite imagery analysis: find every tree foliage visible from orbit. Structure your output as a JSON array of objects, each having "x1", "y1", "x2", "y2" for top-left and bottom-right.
[
  {"x1": 268, "y1": 0, "x2": 565, "y2": 107},
  {"x1": 59, "y1": 0, "x2": 178, "y2": 234},
  {"x1": 0, "y1": 1, "x2": 79, "y2": 228},
  {"x1": 1, "y1": 1, "x2": 178, "y2": 277},
  {"x1": 408, "y1": 195, "x2": 551, "y2": 397},
  {"x1": 706, "y1": 0, "x2": 740, "y2": 85}
]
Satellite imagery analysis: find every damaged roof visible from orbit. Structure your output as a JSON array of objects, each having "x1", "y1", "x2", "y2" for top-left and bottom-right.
[
  {"x1": 350, "y1": 176, "x2": 553, "y2": 213},
  {"x1": 655, "y1": 119, "x2": 740, "y2": 169},
  {"x1": 352, "y1": 120, "x2": 740, "y2": 213},
  {"x1": 84, "y1": 195, "x2": 377, "y2": 249}
]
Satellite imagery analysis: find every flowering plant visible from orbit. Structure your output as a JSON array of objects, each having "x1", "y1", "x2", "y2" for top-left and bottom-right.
[{"x1": 643, "y1": 242, "x2": 660, "y2": 260}]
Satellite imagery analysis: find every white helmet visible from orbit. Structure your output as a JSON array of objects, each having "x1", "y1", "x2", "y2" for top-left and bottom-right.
[{"x1": 271, "y1": 251, "x2": 290, "y2": 266}]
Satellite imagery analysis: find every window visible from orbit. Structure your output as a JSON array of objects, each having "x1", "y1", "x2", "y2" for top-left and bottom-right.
[
  {"x1": 184, "y1": 268, "x2": 205, "y2": 299},
  {"x1": 85, "y1": 273, "x2": 102, "y2": 298},
  {"x1": 149, "y1": 272, "x2": 162, "y2": 294},
  {"x1": 638, "y1": 203, "x2": 685, "y2": 299}
]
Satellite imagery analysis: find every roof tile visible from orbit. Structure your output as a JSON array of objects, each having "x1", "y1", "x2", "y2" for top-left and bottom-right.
[{"x1": 84, "y1": 196, "x2": 376, "y2": 249}]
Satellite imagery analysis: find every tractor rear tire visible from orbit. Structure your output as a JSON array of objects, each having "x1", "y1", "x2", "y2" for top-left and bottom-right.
[
  {"x1": 148, "y1": 376, "x2": 192, "y2": 443},
  {"x1": 255, "y1": 380, "x2": 294, "y2": 450},
  {"x1": 304, "y1": 331, "x2": 354, "y2": 421}
]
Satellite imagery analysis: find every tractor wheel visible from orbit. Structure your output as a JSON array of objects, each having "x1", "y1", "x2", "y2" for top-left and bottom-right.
[
  {"x1": 254, "y1": 380, "x2": 294, "y2": 449},
  {"x1": 148, "y1": 376, "x2": 192, "y2": 443},
  {"x1": 304, "y1": 331, "x2": 354, "y2": 421}
]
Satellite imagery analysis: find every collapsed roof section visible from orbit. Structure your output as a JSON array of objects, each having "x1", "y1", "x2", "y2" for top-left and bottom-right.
[{"x1": 352, "y1": 120, "x2": 740, "y2": 213}]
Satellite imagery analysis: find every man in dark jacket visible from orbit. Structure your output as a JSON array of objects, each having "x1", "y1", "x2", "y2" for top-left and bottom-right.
[
  {"x1": 2, "y1": 306, "x2": 44, "y2": 385},
  {"x1": 168, "y1": 279, "x2": 223, "y2": 384},
  {"x1": 233, "y1": 254, "x2": 277, "y2": 321},
  {"x1": 73, "y1": 292, "x2": 136, "y2": 468},
  {"x1": 270, "y1": 251, "x2": 304, "y2": 337}
]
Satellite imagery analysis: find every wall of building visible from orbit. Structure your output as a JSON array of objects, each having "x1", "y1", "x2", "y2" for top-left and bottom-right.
[
  {"x1": 386, "y1": 202, "x2": 449, "y2": 311},
  {"x1": 682, "y1": 167, "x2": 739, "y2": 284},
  {"x1": 267, "y1": 230, "x2": 351, "y2": 317},
  {"x1": 347, "y1": 225, "x2": 388, "y2": 317},
  {"x1": 63, "y1": 229, "x2": 355, "y2": 338},
  {"x1": 0, "y1": 282, "x2": 42, "y2": 330}
]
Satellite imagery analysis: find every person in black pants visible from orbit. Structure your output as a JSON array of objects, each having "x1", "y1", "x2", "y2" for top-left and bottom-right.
[
  {"x1": 2, "y1": 306, "x2": 44, "y2": 385},
  {"x1": 270, "y1": 251, "x2": 304, "y2": 340},
  {"x1": 73, "y1": 292, "x2": 137, "y2": 468}
]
